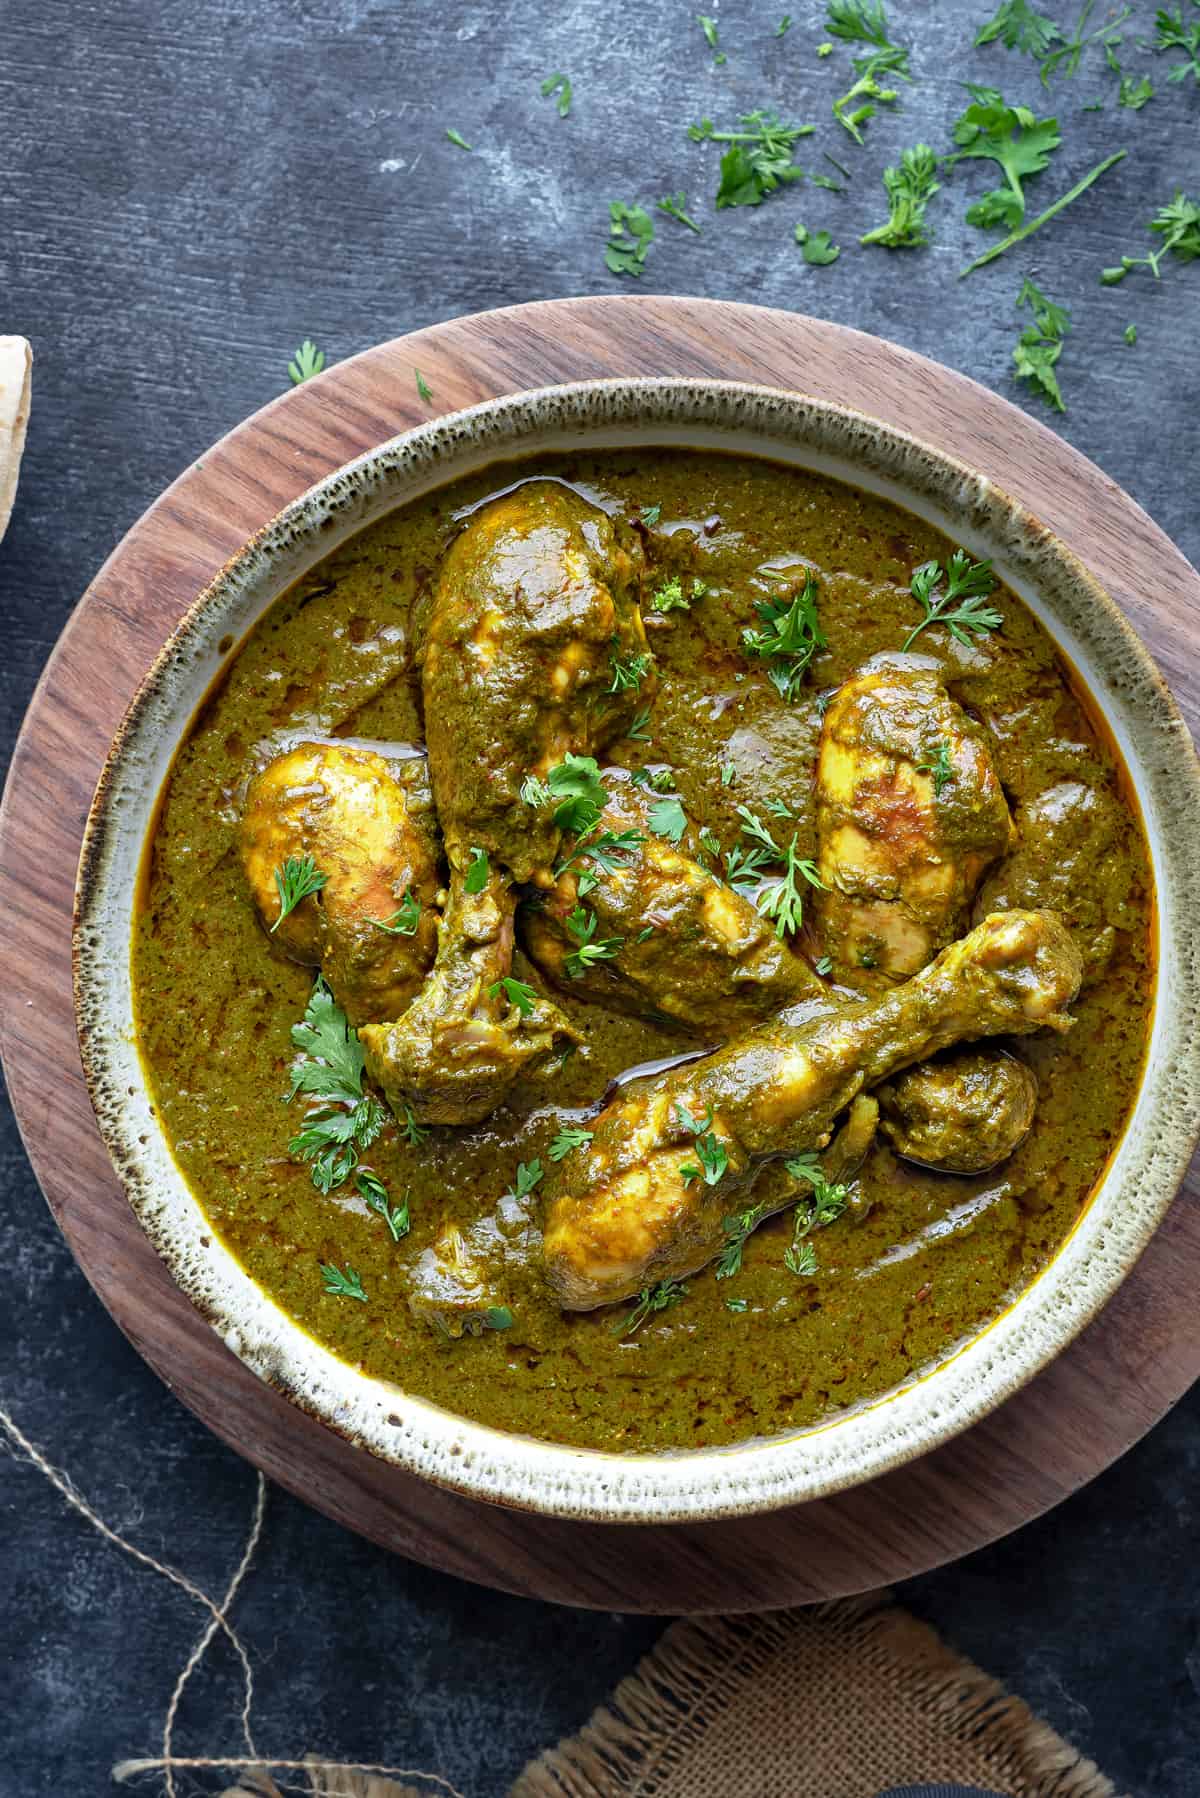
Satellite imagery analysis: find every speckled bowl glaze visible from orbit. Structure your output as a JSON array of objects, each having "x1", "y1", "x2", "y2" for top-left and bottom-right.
[{"x1": 74, "y1": 379, "x2": 1200, "y2": 1523}]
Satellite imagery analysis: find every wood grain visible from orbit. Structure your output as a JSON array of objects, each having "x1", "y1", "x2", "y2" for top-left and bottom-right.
[{"x1": 2, "y1": 297, "x2": 1198, "y2": 1614}]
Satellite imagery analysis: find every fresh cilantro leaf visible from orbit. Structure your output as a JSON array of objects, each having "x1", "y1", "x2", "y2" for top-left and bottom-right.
[
  {"x1": 785, "y1": 1238, "x2": 818, "y2": 1277},
  {"x1": 564, "y1": 905, "x2": 623, "y2": 976},
  {"x1": 285, "y1": 980, "x2": 385, "y2": 1194},
  {"x1": 543, "y1": 752, "x2": 608, "y2": 835},
  {"x1": 721, "y1": 761, "x2": 737, "y2": 786},
  {"x1": 736, "y1": 806, "x2": 782, "y2": 854},
  {"x1": 504, "y1": 1158, "x2": 545, "y2": 1202},
  {"x1": 776, "y1": 14, "x2": 793, "y2": 33},
  {"x1": 288, "y1": 340, "x2": 326, "y2": 386},
  {"x1": 640, "y1": 504, "x2": 662, "y2": 526},
  {"x1": 795, "y1": 223, "x2": 841, "y2": 264},
  {"x1": 903, "y1": 552, "x2": 1002, "y2": 650},
  {"x1": 916, "y1": 739, "x2": 956, "y2": 795},
  {"x1": 726, "y1": 1297, "x2": 749, "y2": 1313},
  {"x1": 612, "y1": 1278, "x2": 689, "y2": 1338},
  {"x1": 415, "y1": 368, "x2": 433, "y2": 402},
  {"x1": 630, "y1": 765, "x2": 675, "y2": 793},
  {"x1": 484, "y1": 1306, "x2": 514, "y2": 1331},
  {"x1": 626, "y1": 704, "x2": 653, "y2": 741},
  {"x1": 697, "y1": 13, "x2": 725, "y2": 60},
  {"x1": 271, "y1": 854, "x2": 327, "y2": 932},
  {"x1": 742, "y1": 572, "x2": 826, "y2": 698},
  {"x1": 1124, "y1": 321, "x2": 1138, "y2": 344},
  {"x1": 606, "y1": 201, "x2": 655, "y2": 277},
  {"x1": 1119, "y1": 73, "x2": 1154, "y2": 106},
  {"x1": 756, "y1": 835, "x2": 825, "y2": 939},
  {"x1": 715, "y1": 1199, "x2": 768, "y2": 1279},
  {"x1": 976, "y1": 0, "x2": 1063, "y2": 57},
  {"x1": 487, "y1": 976, "x2": 539, "y2": 1018},
  {"x1": 320, "y1": 1262, "x2": 368, "y2": 1301},
  {"x1": 464, "y1": 846, "x2": 490, "y2": 894},
  {"x1": 647, "y1": 796, "x2": 688, "y2": 844},
  {"x1": 357, "y1": 1170, "x2": 411, "y2": 1242},
  {"x1": 609, "y1": 646, "x2": 652, "y2": 691},
  {"x1": 680, "y1": 1126, "x2": 729, "y2": 1187},
  {"x1": 399, "y1": 1105, "x2": 428, "y2": 1148},
  {"x1": 290, "y1": 1105, "x2": 382, "y2": 1194},
  {"x1": 445, "y1": 128, "x2": 473, "y2": 150},
  {"x1": 861, "y1": 143, "x2": 941, "y2": 248},
  {"x1": 371, "y1": 889, "x2": 422, "y2": 936},
  {"x1": 287, "y1": 977, "x2": 366, "y2": 1106},
  {"x1": 540, "y1": 71, "x2": 572, "y2": 116},
  {"x1": 557, "y1": 825, "x2": 646, "y2": 893},
  {"x1": 814, "y1": 954, "x2": 834, "y2": 975},
  {"x1": 548, "y1": 1124, "x2": 594, "y2": 1161},
  {"x1": 688, "y1": 112, "x2": 814, "y2": 209},
  {"x1": 657, "y1": 192, "x2": 702, "y2": 233}
]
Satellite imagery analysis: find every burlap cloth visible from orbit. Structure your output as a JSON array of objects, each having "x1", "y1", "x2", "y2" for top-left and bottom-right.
[{"x1": 228, "y1": 1591, "x2": 1115, "y2": 1798}]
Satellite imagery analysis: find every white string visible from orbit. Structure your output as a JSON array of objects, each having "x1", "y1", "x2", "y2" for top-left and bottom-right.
[
  {"x1": 111, "y1": 1754, "x2": 467, "y2": 1796},
  {"x1": 0, "y1": 1396, "x2": 464, "y2": 1798},
  {"x1": 0, "y1": 1397, "x2": 261, "y2": 1794}
]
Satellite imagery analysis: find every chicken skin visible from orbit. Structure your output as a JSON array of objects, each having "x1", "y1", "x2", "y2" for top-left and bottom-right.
[
  {"x1": 238, "y1": 740, "x2": 440, "y2": 1025},
  {"x1": 542, "y1": 910, "x2": 1081, "y2": 1309},
  {"x1": 522, "y1": 771, "x2": 821, "y2": 1032},
  {"x1": 815, "y1": 658, "x2": 1015, "y2": 979},
  {"x1": 362, "y1": 483, "x2": 652, "y2": 1124}
]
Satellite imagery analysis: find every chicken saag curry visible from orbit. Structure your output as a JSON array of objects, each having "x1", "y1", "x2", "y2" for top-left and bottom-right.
[{"x1": 132, "y1": 450, "x2": 1153, "y2": 1453}]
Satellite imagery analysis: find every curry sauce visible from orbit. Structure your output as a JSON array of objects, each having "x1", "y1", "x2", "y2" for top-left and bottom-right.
[{"x1": 132, "y1": 450, "x2": 1153, "y2": 1452}]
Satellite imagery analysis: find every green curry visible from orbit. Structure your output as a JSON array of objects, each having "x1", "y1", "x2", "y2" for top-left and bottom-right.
[{"x1": 132, "y1": 449, "x2": 1153, "y2": 1453}]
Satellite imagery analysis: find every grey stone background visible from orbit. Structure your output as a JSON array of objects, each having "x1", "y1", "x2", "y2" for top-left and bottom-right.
[{"x1": 2, "y1": 1, "x2": 1198, "y2": 1793}]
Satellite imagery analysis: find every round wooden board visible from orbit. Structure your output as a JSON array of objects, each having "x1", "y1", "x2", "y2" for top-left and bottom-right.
[{"x1": 3, "y1": 297, "x2": 1198, "y2": 1613}]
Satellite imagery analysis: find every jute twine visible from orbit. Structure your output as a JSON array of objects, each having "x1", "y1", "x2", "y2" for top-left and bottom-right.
[{"x1": 1, "y1": 1394, "x2": 1115, "y2": 1798}]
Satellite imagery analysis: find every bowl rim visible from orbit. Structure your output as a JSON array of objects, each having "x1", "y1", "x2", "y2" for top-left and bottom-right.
[{"x1": 73, "y1": 373, "x2": 1200, "y2": 1523}]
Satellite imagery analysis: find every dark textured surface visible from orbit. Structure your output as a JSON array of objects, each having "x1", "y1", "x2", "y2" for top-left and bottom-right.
[{"x1": 1, "y1": 3, "x2": 1197, "y2": 1794}]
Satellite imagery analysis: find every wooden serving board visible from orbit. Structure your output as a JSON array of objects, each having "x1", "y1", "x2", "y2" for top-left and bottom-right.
[{"x1": 2, "y1": 297, "x2": 1198, "y2": 1613}]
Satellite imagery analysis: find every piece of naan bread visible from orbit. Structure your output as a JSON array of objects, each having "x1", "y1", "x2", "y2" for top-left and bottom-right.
[{"x1": 0, "y1": 336, "x2": 32, "y2": 545}]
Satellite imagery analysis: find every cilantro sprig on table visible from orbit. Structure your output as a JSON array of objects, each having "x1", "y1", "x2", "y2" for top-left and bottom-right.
[
  {"x1": 605, "y1": 202, "x2": 655, "y2": 277},
  {"x1": 287, "y1": 340, "x2": 325, "y2": 386},
  {"x1": 823, "y1": 0, "x2": 911, "y2": 145},
  {"x1": 688, "y1": 111, "x2": 814, "y2": 209},
  {"x1": 861, "y1": 145, "x2": 941, "y2": 248},
  {"x1": 1013, "y1": 277, "x2": 1071, "y2": 410},
  {"x1": 1101, "y1": 192, "x2": 1200, "y2": 284},
  {"x1": 946, "y1": 85, "x2": 1062, "y2": 234},
  {"x1": 1153, "y1": 2, "x2": 1200, "y2": 84}
]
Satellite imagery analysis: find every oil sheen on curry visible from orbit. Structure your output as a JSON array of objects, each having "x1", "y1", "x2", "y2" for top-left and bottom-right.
[{"x1": 133, "y1": 451, "x2": 1153, "y2": 1454}]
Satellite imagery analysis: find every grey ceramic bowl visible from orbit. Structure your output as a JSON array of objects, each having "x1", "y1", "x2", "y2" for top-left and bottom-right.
[{"x1": 74, "y1": 378, "x2": 1200, "y2": 1523}]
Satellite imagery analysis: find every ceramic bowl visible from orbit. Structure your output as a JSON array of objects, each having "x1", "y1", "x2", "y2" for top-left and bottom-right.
[{"x1": 74, "y1": 378, "x2": 1200, "y2": 1523}]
